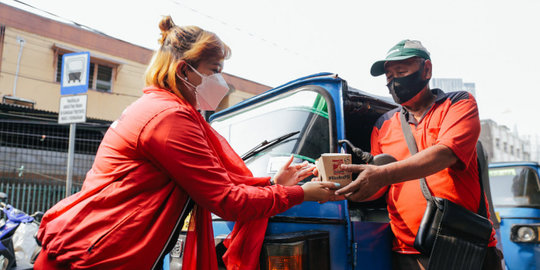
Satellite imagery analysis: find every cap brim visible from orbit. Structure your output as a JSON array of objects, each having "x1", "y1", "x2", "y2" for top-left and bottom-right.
[{"x1": 370, "y1": 55, "x2": 418, "y2": 77}]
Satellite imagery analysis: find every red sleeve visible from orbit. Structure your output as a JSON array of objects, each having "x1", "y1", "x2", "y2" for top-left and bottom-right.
[
  {"x1": 370, "y1": 126, "x2": 383, "y2": 156},
  {"x1": 436, "y1": 95, "x2": 480, "y2": 169},
  {"x1": 139, "y1": 108, "x2": 304, "y2": 222},
  {"x1": 359, "y1": 126, "x2": 388, "y2": 201}
]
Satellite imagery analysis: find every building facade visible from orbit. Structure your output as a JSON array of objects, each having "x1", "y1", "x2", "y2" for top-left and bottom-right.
[
  {"x1": 0, "y1": 1, "x2": 272, "y2": 212},
  {"x1": 0, "y1": 2, "x2": 270, "y2": 122},
  {"x1": 529, "y1": 134, "x2": 540, "y2": 163},
  {"x1": 431, "y1": 78, "x2": 476, "y2": 97},
  {"x1": 479, "y1": 119, "x2": 532, "y2": 163}
]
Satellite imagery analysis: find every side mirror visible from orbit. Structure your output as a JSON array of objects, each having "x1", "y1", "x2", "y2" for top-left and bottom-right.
[
  {"x1": 372, "y1": 154, "x2": 397, "y2": 166},
  {"x1": 338, "y1": 139, "x2": 397, "y2": 165}
]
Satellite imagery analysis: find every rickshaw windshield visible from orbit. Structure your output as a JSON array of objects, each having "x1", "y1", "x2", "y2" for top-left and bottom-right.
[
  {"x1": 489, "y1": 166, "x2": 540, "y2": 207},
  {"x1": 211, "y1": 89, "x2": 330, "y2": 178}
]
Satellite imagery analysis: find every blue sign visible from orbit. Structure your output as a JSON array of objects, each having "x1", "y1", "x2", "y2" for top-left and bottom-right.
[{"x1": 60, "y1": 51, "x2": 90, "y2": 95}]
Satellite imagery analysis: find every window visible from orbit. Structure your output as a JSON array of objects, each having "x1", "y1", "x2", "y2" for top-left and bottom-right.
[
  {"x1": 495, "y1": 138, "x2": 500, "y2": 149},
  {"x1": 489, "y1": 166, "x2": 540, "y2": 207},
  {"x1": 55, "y1": 52, "x2": 115, "y2": 92},
  {"x1": 211, "y1": 89, "x2": 331, "y2": 180},
  {"x1": 96, "y1": 65, "x2": 113, "y2": 91}
]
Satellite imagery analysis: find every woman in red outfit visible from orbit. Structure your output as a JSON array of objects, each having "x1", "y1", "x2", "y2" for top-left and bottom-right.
[{"x1": 34, "y1": 16, "x2": 338, "y2": 270}]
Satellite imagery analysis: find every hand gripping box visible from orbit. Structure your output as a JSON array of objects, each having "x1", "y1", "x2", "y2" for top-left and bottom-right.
[{"x1": 315, "y1": 153, "x2": 352, "y2": 186}]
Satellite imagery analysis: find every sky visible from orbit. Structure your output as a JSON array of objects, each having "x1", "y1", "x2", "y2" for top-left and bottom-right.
[{"x1": 4, "y1": 0, "x2": 540, "y2": 139}]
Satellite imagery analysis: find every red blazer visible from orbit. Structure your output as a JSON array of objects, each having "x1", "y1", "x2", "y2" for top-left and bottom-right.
[{"x1": 36, "y1": 86, "x2": 304, "y2": 269}]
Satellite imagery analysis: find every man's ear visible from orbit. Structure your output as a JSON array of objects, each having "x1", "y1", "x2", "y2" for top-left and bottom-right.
[{"x1": 424, "y1": 59, "x2": 432, "y2": 80}]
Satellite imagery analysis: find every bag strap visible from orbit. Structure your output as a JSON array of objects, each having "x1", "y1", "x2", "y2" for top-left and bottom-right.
[
  {"x1": 475, "y1": 142, "x2": 489, "y2": 218},
  {"x1": 399, "y1": 111, "x2": 435, "y2": 204},
  {"x1": 399, "y1": 110, "x2": 487, "y2": 217},
  {"x1": 476, "y1": 141, "x2": 499, "y2": 224}
]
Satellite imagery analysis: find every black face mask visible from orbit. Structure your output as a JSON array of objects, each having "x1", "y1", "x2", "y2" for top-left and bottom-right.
[{"x1": 386, "y1": 62, "x2": 429, "y2": 104}]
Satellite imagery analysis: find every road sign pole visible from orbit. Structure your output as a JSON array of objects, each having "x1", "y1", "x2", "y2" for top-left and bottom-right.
[
  {"x1": 60, "y1": 51, "x2": 89, "y2": 197},
  {"x1": 66, "y1": 123, "x2": 76, "y2": 198}
]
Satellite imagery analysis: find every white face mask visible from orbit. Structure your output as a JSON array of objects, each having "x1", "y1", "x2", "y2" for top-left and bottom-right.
[{"x1": 178, "y1": 64, "x2": 229, "y2": 111}]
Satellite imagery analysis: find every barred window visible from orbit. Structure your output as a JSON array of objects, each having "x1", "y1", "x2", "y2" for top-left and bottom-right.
[{"x1": 96, "y1": 65, "x2": 113, "y2": 91}]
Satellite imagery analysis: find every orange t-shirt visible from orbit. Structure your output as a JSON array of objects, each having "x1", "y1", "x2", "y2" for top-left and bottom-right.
[{"x1": 370, "y1": 89, "x2": 496, "y2": 253}]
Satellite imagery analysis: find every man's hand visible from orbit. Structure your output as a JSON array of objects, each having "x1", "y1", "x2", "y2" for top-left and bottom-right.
[
  {"x1": 332, "y1": 145, "x2": 458, "y2": 202},
  {"x1": 335, "y1": 164, "x2": 388, "y2": 202}
]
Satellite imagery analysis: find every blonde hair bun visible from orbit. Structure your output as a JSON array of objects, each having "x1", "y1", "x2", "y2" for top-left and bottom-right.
[
  {"x1": 159, "y1": 16, "x2": 175, "y2": 44},
  {"x1": 146, "y1": 16, "x2": 231, "y2": 100}
]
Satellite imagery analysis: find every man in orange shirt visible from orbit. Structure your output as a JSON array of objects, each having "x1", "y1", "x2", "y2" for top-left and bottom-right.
[{"x1": 336, "y1": 40, "x2": 503, "y2": 269}]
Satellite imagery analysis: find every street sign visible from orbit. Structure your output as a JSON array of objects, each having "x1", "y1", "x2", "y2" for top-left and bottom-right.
[
  {"x1": 58, "y1": 95, "x2": 87, "y2": 124},
  {"x1": 58, "y1": 51, "x2": 90, "y2": 197},
  {"x1": 61, "y1": 51, "x2": 90, "y2": 95}
]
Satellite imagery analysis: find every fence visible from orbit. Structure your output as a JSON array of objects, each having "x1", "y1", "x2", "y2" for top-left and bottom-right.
[
  {"x1": 0, "y1": 104, "x2": 110, "y2": 213},
  {"x1": 0, "y1": 181, "x2": 80, "y2": 215}
]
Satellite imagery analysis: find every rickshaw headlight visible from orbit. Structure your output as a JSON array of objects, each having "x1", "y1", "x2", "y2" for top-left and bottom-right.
[
  {"x1": 517, "y1": 227, "x2": 535, "y2": 242},
  {"x1": 511, "y1": 224, "x2": 540, "y2": 243},
  {"x1": 260, "y1": 230, "x2": 330, "y2": 270}
]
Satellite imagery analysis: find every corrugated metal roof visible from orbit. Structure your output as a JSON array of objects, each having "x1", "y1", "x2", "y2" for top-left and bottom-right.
[{"x1": 0, "y1": 102, "x2": 112, "y2": 126}]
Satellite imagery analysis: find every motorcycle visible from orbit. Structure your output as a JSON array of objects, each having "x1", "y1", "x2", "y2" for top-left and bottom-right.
[{"x1": 0, "y1": 192, "x2": 42, "y2": 270}]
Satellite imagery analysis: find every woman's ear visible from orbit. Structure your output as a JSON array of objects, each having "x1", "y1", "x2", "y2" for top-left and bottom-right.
[{"x1": 176, "y1": 61, "x2": 188, "y2": 78}]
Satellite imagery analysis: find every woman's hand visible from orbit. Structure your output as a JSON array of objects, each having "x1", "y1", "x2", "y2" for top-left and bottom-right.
[
  {"x1": 273, "y1": 156, "x2": 315, "y2": 186},
  {"x1": 301, "y1": 181, "x2": 341, "y2": 202},
  {"x1": 310, "y1": 177, "x2": 346, "y2": 202}
]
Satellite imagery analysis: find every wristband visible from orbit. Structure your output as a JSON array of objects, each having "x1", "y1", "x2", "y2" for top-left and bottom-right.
[{"x1": 269, "y1": 178, "x2": 275, "y2": 185}]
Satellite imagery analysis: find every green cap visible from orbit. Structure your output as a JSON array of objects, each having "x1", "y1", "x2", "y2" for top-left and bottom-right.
[{"x1": 370, "y1": 39, "x2": 431, "y2": 77}]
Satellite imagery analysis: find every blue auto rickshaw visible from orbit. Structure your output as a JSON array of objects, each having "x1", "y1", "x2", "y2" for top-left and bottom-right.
[
  {"x1": 489, "y1": 162, "x2": 540, "y2": 270},
  {"x1": 207, "y1": 72, "x2": 397, "y2": 269},
  {"x1": 166, "y1": 72, "x2": 500, "y2": 269}
]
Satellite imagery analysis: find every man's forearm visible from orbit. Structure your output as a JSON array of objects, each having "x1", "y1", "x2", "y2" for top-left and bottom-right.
[{"x1": 379, "y1": 144, "x2": 458, "y2": 186}]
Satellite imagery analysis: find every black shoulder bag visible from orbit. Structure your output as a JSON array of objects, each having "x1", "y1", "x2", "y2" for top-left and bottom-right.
[{"x1": 399, "y1": 111, "x2": 492, "y2": 270}]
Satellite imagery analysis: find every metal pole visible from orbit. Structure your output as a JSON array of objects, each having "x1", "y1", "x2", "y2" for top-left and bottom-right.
[
  {"x1": 13, "y1": 36, "x2": 25, "y2": 97},
  {"x1": 66, "y1": 123, "x2": 76, "y2": 198}
]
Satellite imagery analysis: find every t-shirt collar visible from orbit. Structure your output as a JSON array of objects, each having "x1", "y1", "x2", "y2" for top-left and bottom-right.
[
  {"x1": 401, "y1": 88, "x2": 447, "y2": 125},
  {"x1": 432, "y1": 88, "x2": 447, "y2": 103}
]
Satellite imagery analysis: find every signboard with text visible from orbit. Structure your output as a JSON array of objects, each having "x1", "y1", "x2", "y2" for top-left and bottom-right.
[
  {"x1": 60, "y1": 51, "x2": 90, "y2": 95},
  {"x1": 58, "y1": 95, "x2": 87, "y2": 124}
]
